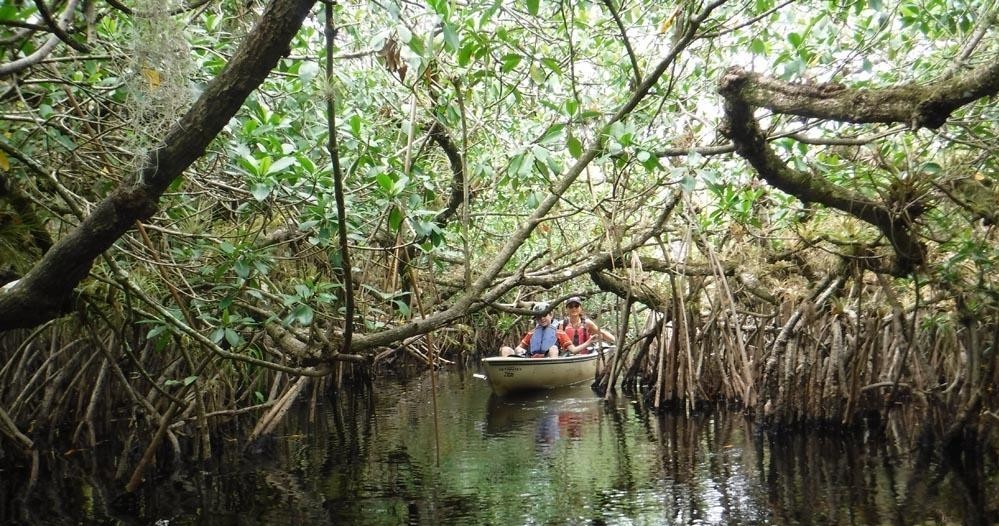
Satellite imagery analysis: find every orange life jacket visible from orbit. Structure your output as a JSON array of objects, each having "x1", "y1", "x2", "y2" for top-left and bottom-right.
[{"x1": 563, "y1": 317, "x2": 590, "y2": 346}]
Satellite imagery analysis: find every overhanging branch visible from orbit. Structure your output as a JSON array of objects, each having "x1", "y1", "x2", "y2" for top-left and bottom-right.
[
  {"x1": 0, "y1": 0, "x2": 318, "y2": 331},
  {"x1": 718, "y1": 67, "x2": 931, "y2": 275}
]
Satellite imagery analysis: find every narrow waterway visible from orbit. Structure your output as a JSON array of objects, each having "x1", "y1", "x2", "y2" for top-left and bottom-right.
[{"x1": 2, "y1": 368, "x2": 995, "y2": 524}]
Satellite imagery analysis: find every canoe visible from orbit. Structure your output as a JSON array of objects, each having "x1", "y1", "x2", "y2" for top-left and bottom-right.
[{"x1": 481, "y1": 345, "x2": 613, "y2": 396}]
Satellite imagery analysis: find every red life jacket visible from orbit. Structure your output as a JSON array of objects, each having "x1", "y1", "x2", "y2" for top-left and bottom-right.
[{"x1": 563, "y1": 317, "x2": 590, "y2": 346}]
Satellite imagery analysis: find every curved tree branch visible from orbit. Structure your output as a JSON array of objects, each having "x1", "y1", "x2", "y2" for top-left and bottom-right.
[
  {"x1": 719, "y1": 67, "x2": 937, "y2": 275},
  {"x1": 33, "y1": 0, "x2": 90, "y2": 53},
  {"x1": 427, "y1": 120, "x2": 464, "y2": 226},
  {"x1": 722, "y1": 57, "x2": 999, "y2": 129},
  {"x1": 0, "y1": 0, "x2": 318, "y2": 330},
  {"x1": 0, "y1": 0, "x2": 83, "y2": 78},
  {"x1": 599, "y1": 0, "x2": 642, "y2": 88}
]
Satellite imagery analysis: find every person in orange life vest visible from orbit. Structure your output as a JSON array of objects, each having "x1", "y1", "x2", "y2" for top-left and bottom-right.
[
  {"x1": 499, "y1": 302, "x2": 589, "y2": 358},
  {"x1": 562, "y1": 296, "x2": 614, "y2": 354}
]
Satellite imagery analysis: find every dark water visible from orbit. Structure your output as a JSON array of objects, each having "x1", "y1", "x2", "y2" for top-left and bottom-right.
[{"x1": 1, "y1": 369, "x2": 996, "y2": 525}]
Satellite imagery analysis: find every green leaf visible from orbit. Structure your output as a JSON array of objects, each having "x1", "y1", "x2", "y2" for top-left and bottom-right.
[
  {"x1": 224, "y1": 328, "x2": 240, "y2": 347},
  {"x1": 391, "y1": 173, "x2": 409, "y2": 195},
  {"x1": 292, "y1": 304, "x2": 314, "y2": 325},
  {"x1": 146, "y1": 324, "x2": 168, "y2": 339},
  {"x1": 458, "y1": 42, "x2": 476, "y2": 66},
  {"x1": 539, "y1": 124, "x2": 564, "y2": 145},
  {"x1": 397, "y1": 25, "x2": 412, "y2": 43},
  {"x1": 479, "y1": 2, "x2": 499, "y2": 27},
  {"x1": 349, "y1": 114, "x2": 362, "y2": 136},
  {"x1": 442, "y1": 22, "x2": 459, "y2": 53},
  {"x1": 680, "y1": 175, "x2": 696, "y2": 193},
  {"x1": 393, "y1": 299, "x2": 411, "y2": 317},
  {"x1": 250, "y1": 182, "x2": 272, "y2": 201},
  {"x1": 233, "y1": 258, "x2": 251, "y2": 279},
  {"x1": 294, "y1": 284, "x2": 312, "y2": 298},
  {"x1": 564, "y1": 99, "x2": 578, "y2": 116},
  {"x1": 389, "y1": 205, "x2": 404, "y2": 232},
  {"x1": 427, "y1": 0, "x2": 447, "y2": 15},
  {"x1": 183, "y1": 375, "x2": 199, "y2": 387},
  {"x1": 266, "y1": 156, "x2": 296, "y2": 175},
  {"x1": 529, "y1": 64, "x2": 545, "y2": 84},
  {"x1": 375, "y1": 172, "x2": 394, "y2": 193},
  {"x1": 508, "y1": 153, "x2": 525, "y2": 176},
  {"x1": 541, "y1": 57, "x2": 562, "y2": 75},
  {"x1": 299, "y1": 61, "x2": 319, "y2": 83},
  {"x1": 408, "y1": 34, "x2": 425, "y2": 56},
  {"x1": 921, "y1": 162, "x2": 942, "y2": 175},
  {"x1": 526, "y1": 192, "x2": 540, "y2": 208},
  {"x1": 526, "y1": 0, "x2": 540, "y2": 16},
  {"x1": 567, "y1": 135, "x2": 583, "y2": 158},
  {"x1": 501, "y1": 53, "x2": 523, "y2": 73}
]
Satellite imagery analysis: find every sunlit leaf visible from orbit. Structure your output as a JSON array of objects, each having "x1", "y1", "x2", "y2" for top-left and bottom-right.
[
  {"x1": 224, "y1": 328, "x2": 240, "y2": 347},
  {"x1": 539, "y1": 124, "x2": 564, "y2": 145},
  {"x1": 501, "y1": 53, "x2": 522, "y2": 72},
  {"x1": 299, "y1": 61, "x2": 319, "y2": 83},
  {"x1": 250, "y1": 182, "x2": 272, "y2": 201},
  {"x1": 458, "y1": 42, "x2": 476, "y2": 66},
  {"x1": 567, "y1": 135, "x2": 583, "y2": 158},
  {"x1": 266, "y1": 156, "x2": 296, "y2": 175},
  {"x1": 376, "y1": 172, "x2": 394, "y2": 193},
  {"x1": 292, "y1": 304, "x2": 314, "y2": 325},
  {"x1": 442, "y1": 22, "x2": 459, "y2": 53},
  {"x1": 349, "y1": 114, "x2": 362, "y2": 136},
  {"x1": 389, "y1": 205, "x2": 404, "y2": 232}
]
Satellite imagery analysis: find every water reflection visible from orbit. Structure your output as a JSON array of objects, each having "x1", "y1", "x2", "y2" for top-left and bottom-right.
[
  {"x1": 0, "y1": 370, "x2": 995, "y2": 524},
  {"x1": 484, "y1": 386, "x2": 600, "y2": 460}
]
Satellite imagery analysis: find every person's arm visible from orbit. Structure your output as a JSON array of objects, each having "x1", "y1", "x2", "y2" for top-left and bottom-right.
[
  {"x1": 592, "y1": 320, "x2": 616, "y2": 343},
  {"x1": 516, "y1": 331, "x2": 532, "y2": 354},
  {"x1": 555, "y1": 330, "x2": 577, "y2": 354},
  {"x1": 586, "y1": 319, "x2": 603, "y2": 343},
  {"x1": 561, "y1": 331, "x2": 592, "y2": 355}
]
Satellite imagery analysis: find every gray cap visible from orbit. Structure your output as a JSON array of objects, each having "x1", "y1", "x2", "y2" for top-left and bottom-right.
[
  {"x1": 531, "y1": 301, "x2": 550, "y2": 316},
  {"x1": 566, "y1": 296, "x2": 582, "y2": 306}
]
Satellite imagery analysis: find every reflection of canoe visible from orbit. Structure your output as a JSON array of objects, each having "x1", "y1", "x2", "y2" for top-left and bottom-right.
[
  {"x1": 484, "y1": 385, "x2": 598, "y2": 436},
  {"x1": 481, "y1": 346, "x2": 613, "y2": 396}
]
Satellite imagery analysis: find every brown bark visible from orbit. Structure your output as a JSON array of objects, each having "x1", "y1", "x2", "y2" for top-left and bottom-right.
[
  {"x1": 0, "y1": 0, "x2": 318, "y2": 331},
  {"x1": 718, "y1": 58, "x2": 999, "y2": 275},
  {"x1": 721, "y1": 58, "x2": 999, "y2": 129}
]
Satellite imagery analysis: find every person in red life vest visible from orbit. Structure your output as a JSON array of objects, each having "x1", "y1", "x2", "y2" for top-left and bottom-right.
[
  {"x1": 562, "y1": 296, "x2": 615, "y2": 354},
  {"x1": 499, "y1": 301, "x2": 590, "y2": 358}
]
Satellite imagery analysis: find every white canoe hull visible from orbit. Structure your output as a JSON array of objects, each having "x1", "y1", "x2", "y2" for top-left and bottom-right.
[{"x1": 481, "y1": 347, "x2": 613, "y2": 396}]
